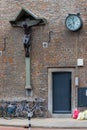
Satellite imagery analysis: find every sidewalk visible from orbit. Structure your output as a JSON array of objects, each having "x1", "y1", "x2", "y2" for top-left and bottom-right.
[{"x1": 0, "y1": 118, "x2": 87, "y2": 129}]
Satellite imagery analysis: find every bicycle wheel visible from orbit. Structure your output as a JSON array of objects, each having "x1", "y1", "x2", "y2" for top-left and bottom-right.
[
  {"x1": 3, "y1": 111, "x2": 13, "y2": 120},
  {"x1": 0, "y1": 106, "x2": 3, "y2": 118},
  {"x1": 16, "y1": 110, "x2": 27, "y2": 119},
  {"x1": 34, "y1": 106, "x2": 47, "y2": 118},
  {"x1": 3, "y1": 109, "x2": 15, "y2": 120},
  {"x1": 34, "y1": 110, "x2": 43, "y2": 117}
]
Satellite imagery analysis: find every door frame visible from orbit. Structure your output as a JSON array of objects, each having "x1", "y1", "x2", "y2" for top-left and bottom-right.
[{"x1": 48, "y1": 68, "x2": 75, "y2": 117}]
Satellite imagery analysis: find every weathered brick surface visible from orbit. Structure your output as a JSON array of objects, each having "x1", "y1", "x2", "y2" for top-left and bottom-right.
[{"x1": 0, "y1": 0, "x2": 87, "y2": 115}]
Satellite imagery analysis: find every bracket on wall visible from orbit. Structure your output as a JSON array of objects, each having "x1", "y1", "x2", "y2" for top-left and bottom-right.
[
  {"x1": 3, "y1": 37, "x2": 8, "y2": 51},
  {"x1": 48, "y1": 31, "x2": 53, "y2": 43},
  {"x1": 0, "y1": 37, "x2": 8, "y2": 55}
]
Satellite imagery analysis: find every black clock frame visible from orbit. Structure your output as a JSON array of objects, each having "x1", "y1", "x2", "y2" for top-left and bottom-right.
[{"x1": 65, "y1": 14, "x2": 83, "y2": 31}]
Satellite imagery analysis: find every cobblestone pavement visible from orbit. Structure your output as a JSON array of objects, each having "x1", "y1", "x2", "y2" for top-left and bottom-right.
[{"x1": 0, "y1": 127, "x2": 87, "y2": 130}]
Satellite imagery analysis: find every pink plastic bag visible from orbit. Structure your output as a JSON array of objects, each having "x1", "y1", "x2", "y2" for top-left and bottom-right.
[{"x1": 73, "y1": 108, "x2": 80, "y2": 119}]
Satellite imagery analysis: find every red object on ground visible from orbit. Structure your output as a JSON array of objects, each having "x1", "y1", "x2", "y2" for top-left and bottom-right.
[{"x1": 73, "y1": 108, "x2": 80, "y2": 119}]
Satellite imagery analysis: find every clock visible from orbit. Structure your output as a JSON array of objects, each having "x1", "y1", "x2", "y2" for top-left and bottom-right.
[{"x1": 65, "y1": 14, "x2": 82, "y2": 31}]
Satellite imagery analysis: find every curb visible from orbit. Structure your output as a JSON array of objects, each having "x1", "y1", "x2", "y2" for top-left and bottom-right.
[{"x1": 0, "y1": 124, "x2": 87, "y2": 129}]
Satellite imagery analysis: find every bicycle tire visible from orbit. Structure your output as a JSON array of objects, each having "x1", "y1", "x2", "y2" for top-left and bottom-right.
[
  {"x1": 3, "y1": 110, "x2": 16, "y2": 120},
  {"x1": 33, "y1": 106, "x2": 47, "y2": 117},
  {"x1": 3, "y1": 112, "x2": 12, "y2": 120},
  {"x1": 0, "y1": 106, "x2": 3, "y2": 118}
]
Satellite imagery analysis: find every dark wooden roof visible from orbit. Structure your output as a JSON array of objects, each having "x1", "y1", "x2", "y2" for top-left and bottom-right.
[{"x1": 9, "y1": 8, "x2": 47, "y2": 27}]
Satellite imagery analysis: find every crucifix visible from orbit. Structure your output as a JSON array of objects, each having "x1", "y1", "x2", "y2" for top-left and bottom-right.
[
  {"x1": 23, "y1": 22, "x2": 31, "y2": 57},
  {"x1": 9, "y1": 8, "x2": 47, "y2": 92}
]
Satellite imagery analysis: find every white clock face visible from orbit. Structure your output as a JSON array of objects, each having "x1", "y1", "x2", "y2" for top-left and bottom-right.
[{"x1": 65, "y1": 15, "x2": 82, "y2": 31}]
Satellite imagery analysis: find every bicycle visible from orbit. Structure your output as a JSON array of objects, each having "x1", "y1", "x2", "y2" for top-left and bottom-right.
[
  {"x1": 0, "y1": 101, "x2": 11, "y2": 119},
  {"x1": 5, "y1": 103, "x2": 17, "y2": 119},
  {"x1": 27, "y1": 97, "x2": 47, "y2": 118},
  {"x1": 15, "y1": 101, "x2": 29, "y2": 118},
  {"x1": 26, "y1": 97, "x2": 47, "y2": 129},
  {"x1": 1, "y1": 101, "x2": 29, "y2": 120}
]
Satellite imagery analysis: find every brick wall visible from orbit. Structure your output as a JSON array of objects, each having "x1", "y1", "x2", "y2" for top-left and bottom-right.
[{"x1": 0, "y1": 0, "x2": 87, "y2": 113}]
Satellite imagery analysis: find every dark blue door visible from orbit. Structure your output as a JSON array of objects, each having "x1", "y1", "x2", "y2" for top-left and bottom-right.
[{"x1": 52, "y1": 72, "x2": 71, "y2": 113}]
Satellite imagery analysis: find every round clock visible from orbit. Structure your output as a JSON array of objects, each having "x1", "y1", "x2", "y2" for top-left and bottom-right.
[{"x1": 65, "y1": 14, "x2": 82, "y2": 31}]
